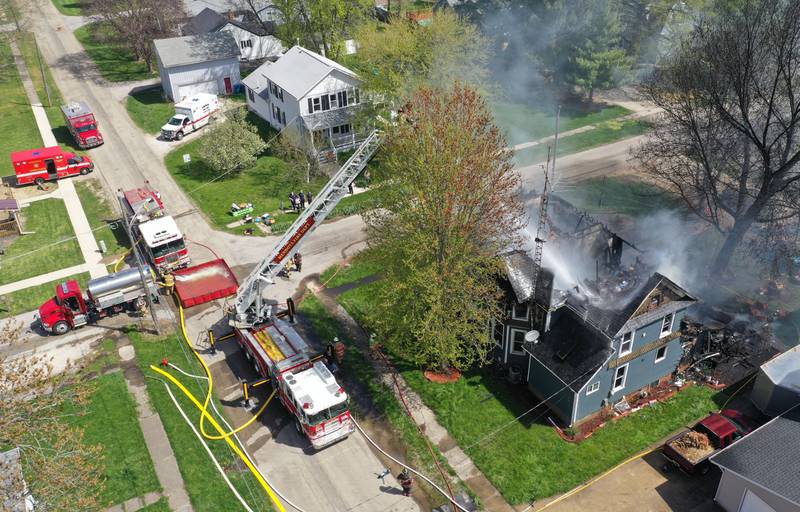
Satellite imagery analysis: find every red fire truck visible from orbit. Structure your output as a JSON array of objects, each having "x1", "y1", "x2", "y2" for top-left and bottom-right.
[
  {"x1": 238, "y1": 319, "x2": 354, "y2": 449},
  {"x1": 61, "y1": 101, "x2": 103, "y2": 149},
  {"x1": 11, "y1": 146, "x2": 94, "y2": 186},
  {"x1": 121, "y1": 185, "x2": 190, "y2": 275}
]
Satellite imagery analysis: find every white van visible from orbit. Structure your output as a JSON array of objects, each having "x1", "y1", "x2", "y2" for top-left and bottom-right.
[{"x1": 161, "y1": 93, "x2": 219, "y2": 141}]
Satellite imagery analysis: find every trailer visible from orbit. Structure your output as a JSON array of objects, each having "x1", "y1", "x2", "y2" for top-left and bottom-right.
[
  {"x1": 11, "y1": 146, "x2": 94, "y2": 186},
  {"x1": 120, "y1": 185, "x2": 190, "y2": 275},
  {"x1": 61, "y1": 101, "x2": 103, "y2": 149},
  {"x1": 36, "y1": 267, "x2": 158, "y2": 335}
]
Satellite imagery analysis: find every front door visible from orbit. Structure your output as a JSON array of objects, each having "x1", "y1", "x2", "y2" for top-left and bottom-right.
[{"x1": 224, "y1": 77, "x2": 233, "y2": 95}]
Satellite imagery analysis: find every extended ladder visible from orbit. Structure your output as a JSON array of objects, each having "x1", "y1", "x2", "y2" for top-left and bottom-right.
[{"x1": 234, "y1": 130, "x2": 382, "y2": 326}]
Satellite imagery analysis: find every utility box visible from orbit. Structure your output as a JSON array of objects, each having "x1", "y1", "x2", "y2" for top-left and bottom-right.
[{"x1": 751, "y1": 345, "x2": 800, "y2": 417}]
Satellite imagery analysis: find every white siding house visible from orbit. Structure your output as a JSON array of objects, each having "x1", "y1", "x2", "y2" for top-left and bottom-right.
[
  {"x1": 183, "y1": 8, "x2": 284, "y2": 62},
  {"x1": 154, "y1": 32, "x2": 241, "y2": 101},
  {"x1": 241, "y1": 46, "x2": 363, "y2": 156}
]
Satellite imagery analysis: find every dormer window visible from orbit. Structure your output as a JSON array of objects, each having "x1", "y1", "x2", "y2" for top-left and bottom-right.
[
  {"x1": 661, "y1": 313, "x2": 674, "y2": 336},
  {"x1": 512, "y1": 302, "x2": 528, "y2": 321},
  {"x1": 619, "y1": 331, "x2": 633, "y2": 356}
]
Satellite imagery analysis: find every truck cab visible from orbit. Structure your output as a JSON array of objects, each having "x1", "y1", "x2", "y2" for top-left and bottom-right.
[
  {"x1": 37, "y1": 280, "x2": 89, "y2": 334},
  {"x1": 138, "y1": 216, "x2": 190, "y2": 274},
  {"x1": 61, "y1": 101, "x2": 103, "y2": 149},
  {"x1": 11, "y1": 147, "x2": 94, "y2": 186}
]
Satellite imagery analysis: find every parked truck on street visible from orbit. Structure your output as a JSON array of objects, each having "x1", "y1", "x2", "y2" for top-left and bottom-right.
[
  {"x1": 36, "y1": 268, "x2": 158, "y2": 335},
  {"x1": 11, "y1": 146, "x2": 94, "y2": 186},
  {"x1": 121, "y1": 185, "x2": 190, "y2": 275},
  {"x1": 661, "y1": 409, "x2": 754, "y2": 475},
  {"x1": 160, "y1": 93, "x2": 219, "y2": 141},
  {"x1": 61, "y1": 101, "x2": 104, "y2": 149}
]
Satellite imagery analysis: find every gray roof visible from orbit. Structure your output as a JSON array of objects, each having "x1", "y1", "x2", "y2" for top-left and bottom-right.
[
  {"x1": 247, "y1": 45, "x2": 358, "y2": 99},
  {"x1": 183, "y1": 7, "x2": 274, "y2": 37},
  {"x1": 711, "y1": 406, "x2": 800, "y2": 504},
  {"x1": 761, "y1": 345, "x2": 800, "y2": 388},
  {"x1": 154, "y1": 32, "x2": 240, "y2": 68}
]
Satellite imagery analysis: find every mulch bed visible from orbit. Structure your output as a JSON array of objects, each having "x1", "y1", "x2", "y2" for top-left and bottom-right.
[{"x1": 423, "y1": 369, "x2": 462, "y2": 383}]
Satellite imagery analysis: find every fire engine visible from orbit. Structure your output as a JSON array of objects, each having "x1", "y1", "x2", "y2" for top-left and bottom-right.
[
  {"x1": 36, "y1": 267, "x2": 158, "y2": 335},
  {"x1": 231, "y1": 130, "x2": 382, "y2": 449},
  {"x1": 11, "y1": 146, "x2": 94, "y2": 186},
  {"x1": 121, "y1": 185, "x2": 190, "y2": 275},
  {"x1": 61, "y1": 101, "x2": 103, "y2": 149}
]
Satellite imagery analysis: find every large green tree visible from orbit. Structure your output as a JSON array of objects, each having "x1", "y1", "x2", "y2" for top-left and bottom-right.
[
  {"x1": 269, "y1": 0, "x2": 372, "y2": 61},
  {"x1": 199, "y1": 109, "x2": 266, "y2": 175},
  {"x1": 364, "y1": 85, "x2": 522, "y2": 371},
  {"x1": 352, "y1": 11, "x2": 489, "y2": 106}
]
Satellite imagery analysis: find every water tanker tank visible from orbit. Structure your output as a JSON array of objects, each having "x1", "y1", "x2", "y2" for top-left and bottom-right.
[{"x1": 88, "y1": 267, "x2": 153, "y2": 298}]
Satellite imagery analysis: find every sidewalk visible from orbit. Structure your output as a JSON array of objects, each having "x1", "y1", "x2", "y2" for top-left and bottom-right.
[
  {"x1": 0, "y1": 263, "x2": 90, "y2": 295},
  {"x1": 9, "y1": 37, "x2": 107, "y2": 281}
]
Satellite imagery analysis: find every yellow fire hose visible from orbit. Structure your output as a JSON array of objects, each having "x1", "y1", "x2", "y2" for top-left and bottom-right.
[
  {"x1": 150, "y1": 365, "x2": 286, "y2": 512},
  {"x1": 113, "y1": 248, "x2": 131, "y2": 272}
]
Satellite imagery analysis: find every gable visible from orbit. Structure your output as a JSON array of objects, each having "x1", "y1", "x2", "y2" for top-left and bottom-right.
[
  {"x1": 630, "y1": 282, "x2": 685, "y2": 320},
  {"x1": 305, "y1": 70, "x2": 361, "y2": 99}
]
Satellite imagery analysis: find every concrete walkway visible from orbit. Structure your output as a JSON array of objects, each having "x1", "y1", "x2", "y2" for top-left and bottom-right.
[
  {"x1": 0, "y1": 263, "x2": 90, "y2": 295},
  {"x1": 117, "y1": 339, "x2": 194, "y2": 512},
  {"x1": 8, "y1": 37, "x2": 107, "y2": 281},
  {"x1": 105, "y1": 491, "x2": 163, "y2": 512},
  {"x1": 312, "y1": 282, "x2": 515, "y2": 512}
]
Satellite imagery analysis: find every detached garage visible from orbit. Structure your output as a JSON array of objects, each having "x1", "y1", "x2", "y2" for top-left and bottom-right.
[{"x1": 154, "y1": 32, "x2": 241, "y2": 101}]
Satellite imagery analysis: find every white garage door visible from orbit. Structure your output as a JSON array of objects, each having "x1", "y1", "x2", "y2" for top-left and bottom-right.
[
  {"x1": 739, "y1": 489, "x2": 777, "y2": 512},
  {"x1": 177, "y1": 80, "x2": 217, "y2": 101}
]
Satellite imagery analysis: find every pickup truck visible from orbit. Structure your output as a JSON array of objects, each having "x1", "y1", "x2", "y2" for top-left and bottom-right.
[{"x1": 661, "y1": 409, "x2": 754, "y2": 475}]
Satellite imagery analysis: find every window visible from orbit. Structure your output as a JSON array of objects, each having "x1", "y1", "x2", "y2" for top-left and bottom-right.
[
  {"x1": 512, "y1": 301, "x2": 528, "y2": 321},
  {"x1": 240, "y1": 39, "x2": 252, "y2": 49},
  {"x1": 340, "y1": 123, "x2": 350, "y2": 134},
  {"x1": 307, "y1": 98, "x2": 313, "y2": 113},
  {"x1": 312, "y1": 97, "x2": 321, "y2": 112},
  {"x1": 332, "y1": 126, "x2": 340, "y2": 135},
  {"x1": 612, "y1": 364, "x2": 628, "y2": 392},
  {"x1": 510, "y1": 329, "x2": 526, "y2": 355},
  {"x1": 337, "y1": 90, "x2": 347, "y2": 107},
  {"x1": 247, "y1": 88, "x2": 254, "y2": 102},
  {"x1": 330, "y1": 93, "x2": 338, "y2": 108},
  {"x1": 492, "y1": 319, "x2": 504, "y2": 348},
  {"x1": 586, "y1": 382, "x2": 600, "y2": 395},
  {"x1": 321, "y1": 94, "x2": 330, "y2": 111},
  {"x1": 281, "y1": 112, "x2": 286, "y2": 125},
  {"x1": 619, "y1": 331, "x2": 633, "y2": 356},
  {"x1": 661, "y1": 313, "x2": 674, "y2": 336},
  {"x1": 655, "y1": 345, "x2": 667, "y2": 363}
]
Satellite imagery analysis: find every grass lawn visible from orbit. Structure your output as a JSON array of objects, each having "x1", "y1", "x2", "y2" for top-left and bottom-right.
[
  {"x1": 319, "y1": 248, "x2": 382, "y2": 289},
  {"x1": 493, "y1": 102, "x2": 631, "y2": 146},
  {"x1": 513, "y1": 119, "x2": 651, "y2": 167},
  {"x1": 64, "y1": 372, "x2": 161, "y2": 507},
  {"x1": 0, "y1": 38, "x2": 43, "y2": 177},
  {"x1": 129, "y1": 331, "x2": 273, "y2": 512},
  {"x1": 298, "y1": 295, "x2": 461, "y2": 508},
  {"x1": 0, "y1": 272, "x2": 89, "y2": 319},
  {"x1": 553, "y1": 176, "x2": 681, "y2": 217},
  {"x1": 139, "y1": 498, "x2": 170, "y2": 511},
  {"x1": 74, "y1": 22, "x2": 156, "y2": 82},
  {"x1": 127, "y1": 88, "x2": 174, "y2": 134},
  {"x1": 0, "y1": 199, "x2": 84, "y2": 285},
  {"x1": 76, "y1": 179, "x2": 130, "y2": 257},
  {"x1": 51, "y1": 0, "x2": 89, "y2": 15},
  {"x1": 15, "y1": 32, "x2": 84, "y2": 153}
]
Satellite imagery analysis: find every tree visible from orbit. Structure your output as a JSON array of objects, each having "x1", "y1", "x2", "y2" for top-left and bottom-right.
[
  {"x1": 200, "y1": 108, "x2": 267, "y2": 174},
  {"x1": 91, "y1": 0, "x2": 184, "y2": 72},
  {"x1": 364, "y1": 85, "x2": 523, "y2": 371},
  {"x1": 352, "y1": 11, "x2": 490, "y2": 106},
  {"x1": 0, "y1": 320, "x2": 103, "y2": 510},
  {"x1": 634, "y1": 0, "x2": 800, "y2": 278},
  {"x1": 268, "y1": 0, "x2": 372, "y2": 61}
]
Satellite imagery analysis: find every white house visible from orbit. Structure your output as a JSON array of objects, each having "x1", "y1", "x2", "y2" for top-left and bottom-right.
[
  {"x1": 182, "y1": 8, "x2": 284, "y2": 62},
  {"x1": 241, "y1": 45, "x2": 364, "y2": 155},
  {"x1": 154, "y1": 32, "x2": 241, "y2": 101}
]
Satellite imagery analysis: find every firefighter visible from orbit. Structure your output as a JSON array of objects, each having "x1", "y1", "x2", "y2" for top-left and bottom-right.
[
  {"x1": 397, "y1": 470, "x2": 413, "y2": 496},
  {"x1": 294, "y1": 252, "x2": 303, "y2": 272}
]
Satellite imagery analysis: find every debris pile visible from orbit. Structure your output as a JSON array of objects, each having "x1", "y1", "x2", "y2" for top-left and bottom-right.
[{"x1": 669, "y1": 431, "x2": 714, "y2": 464}]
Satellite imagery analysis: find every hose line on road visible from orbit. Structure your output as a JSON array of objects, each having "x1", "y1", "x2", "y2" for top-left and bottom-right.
[
  {"x1": 351, "y1": 417, "x2": 470, "y2": 512},
  {"x1": 157, "y1": 377, "x2": 255, "y2": 512},
  {"x1": 150, "y1": 364, "x2": 287, "y2": 512},
  {"x1": 113, "y1": 248, "x2": 131, "y2": 272}
]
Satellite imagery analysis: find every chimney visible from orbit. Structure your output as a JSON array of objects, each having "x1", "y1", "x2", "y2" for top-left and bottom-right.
[{"x1": 227, "y1": 10, "x2": 235, "y2": 21}]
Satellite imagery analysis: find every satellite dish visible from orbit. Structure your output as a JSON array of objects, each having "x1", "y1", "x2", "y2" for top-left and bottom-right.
[{"x1": 525, "y1": 330, "x2": 540, "y2": 344}]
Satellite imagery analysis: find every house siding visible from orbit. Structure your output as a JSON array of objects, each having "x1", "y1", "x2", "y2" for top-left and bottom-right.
[
  {"x1": 160, "y1": 58, "x2": 241, "y2": 101},
  {"x1": 219, "y1": 24, "x2": 283, "y2": 61},
  {"x1": 527, "y1": 355, "x2": 575, "y2": 424},
  {"x1": 715, "y1": 470, "x2": 800, "y2": 512}
]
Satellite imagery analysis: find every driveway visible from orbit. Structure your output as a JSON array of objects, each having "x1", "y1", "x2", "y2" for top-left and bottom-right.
[{"x1": 537, "y1": 452, "x2": 721, "y2": 512}]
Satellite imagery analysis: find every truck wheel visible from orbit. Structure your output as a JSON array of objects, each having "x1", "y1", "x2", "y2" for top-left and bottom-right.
[
  {"x1": 80, "y1": 168, "x2": 89, "y2": 175},
  {"x1": 53, "y1": 321, "x2": 70, "y2": 335},
  {"x1": 699, "y1": 465, "x2": 710, "y2": 475},
  {"x1": 176, "y1": 131, "x2": 184, "y2": 141},
  {"x1": 35, "y1": 177, "x2": 45, "y2": 187}
]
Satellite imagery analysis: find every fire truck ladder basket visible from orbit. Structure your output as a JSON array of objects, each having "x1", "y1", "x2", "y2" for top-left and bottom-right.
[{"x1": 234, "y1": 130, "x2": 382, "y2": 327}]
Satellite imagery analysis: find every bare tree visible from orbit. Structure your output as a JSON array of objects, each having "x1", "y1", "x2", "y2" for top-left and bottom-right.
[
  {"x1": 0, "y1": 321, "x2": 103, "y2": 510},
  {"x1": 635, "y1": 0, "x2": 800, "y2": 278},
  {"x1": 91, "y1": 0, "x2": 184, "y2": 73}
]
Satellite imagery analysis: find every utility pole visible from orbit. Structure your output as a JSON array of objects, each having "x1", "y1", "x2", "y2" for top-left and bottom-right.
[
  {"x1": 551, "y1": 105, "x2": 561, "y2": 188},
  {"x1": 118, "y1": 195, "x2": 161, "y2": 335},
  {"x1": 34, "y1": 37, "x2": 51, "y2": 107}
]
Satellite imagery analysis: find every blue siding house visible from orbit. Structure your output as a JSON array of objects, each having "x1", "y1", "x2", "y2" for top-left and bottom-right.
[{"x1": 497, "y1": 249, "x2": 696, "y2": 426}]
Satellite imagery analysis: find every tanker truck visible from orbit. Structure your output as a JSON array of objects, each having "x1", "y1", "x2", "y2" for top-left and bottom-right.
[{"x1": 36, "y1": 267, "x2": 158, "y2": 335}]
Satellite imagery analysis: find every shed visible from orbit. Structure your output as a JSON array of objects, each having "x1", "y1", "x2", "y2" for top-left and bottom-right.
[
  {"x1": 751, "y1": 345, "x2": 800, "y2": 417},
  {"x1": 710, "y1": 406, "x2": 800, "y2": 512},
  {"x1": 153, "y1": 32, "x2": 241, "y2": 101}
]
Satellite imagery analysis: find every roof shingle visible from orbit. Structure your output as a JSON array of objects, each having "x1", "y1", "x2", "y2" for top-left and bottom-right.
[{"x1": 154, "y1": 32, "x2": 240, "y2": 68}]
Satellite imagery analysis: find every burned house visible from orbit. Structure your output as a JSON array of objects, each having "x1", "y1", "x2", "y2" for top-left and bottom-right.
[{"x1": 494, "y1": 197, "x2": 697, "y2": 426}]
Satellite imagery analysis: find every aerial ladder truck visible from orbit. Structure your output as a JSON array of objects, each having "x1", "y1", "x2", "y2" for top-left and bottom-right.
[{"x1": 229, "y1": 131, "x2": 381, "y2": 449}]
